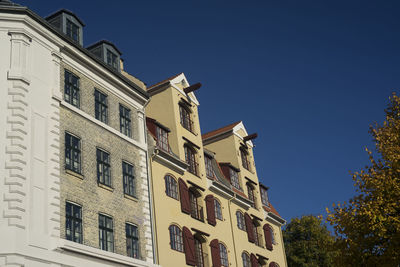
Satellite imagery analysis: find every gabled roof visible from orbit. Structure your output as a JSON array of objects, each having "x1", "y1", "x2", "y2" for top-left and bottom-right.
[
  {"x1": 45, "y1": 8, "x2": 85, "y2": 26},
  {"x1": 202, "y1": 121, "x2": 241, "y2": 140},
  {"x1": 263, "y1": 203, "x2": 281, "y2": 218},
  {"x1": 148, "y1": 73, "x2": 183, "y2": 89}
]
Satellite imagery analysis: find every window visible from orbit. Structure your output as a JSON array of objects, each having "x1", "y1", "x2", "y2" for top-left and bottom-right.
[
  {"x1": 106, "y1": 49, "x2": 118, "y2": 70},
  {"x1": 242, "y1": 252, "x2": 251, "y2": 267},
  {"x1": 205, "y1": 156, "x2": 214, "y2": 178},
  {"x1": 214, "y1": 199, "x2": 223, "y2": 221},
  {"x1": 169, "y1": 225, "x2": 183, "y2": 252},
  {"x1": 97, "y1": 149, "x2": 111, "y2": 187},
  {"x1": 120, "y1": 104, "x2": 131, "y2": 137},
  {"x1": 179, "y1": 105, "x2": 193, "y2": 132},
  {"x1": 236, "y1": 211, "x2": 245, "y2": 231},
  {"x1": 126, "y1": 223, "x2": 139, "y2": 258},
  {"x1": 230, "y1": 168, "x2": 240, "y2": 190},
  {"x1": 156, "y1": 127, "x2": 169, "y2": 152},
  {"x1": 247, "y1": 184, "x2": 256, "y2": 208},
  {"x1": 240, "y1": 148, "x2": 250, "y2": 171},
  {"x1": 269, "y1": 225, "x2": 276, "y2": 245},
  {"x1": 95, "y1": 89, "x2": 108, "y2": 123},
  {"x1": 99, "y1": 214, "x2": 114, "y2": 252},
  {"x1": 66, "y1": 19, "x2": 79, "y2": 42},
  {"x1": 123, "y1": 162, "x2": 135, "y2": 197},
  {"x1": 165, "y1": 175, "x2": 178, "y2": 199},
  {"x1": 64, "y1": 70, "x2": 80, "y2": 107},
  {"x1": 65, "y1": 202, "x2": 82, "y2": 243},
  {"x1": 65, "y1": 133, "x2": 81, "y2": 173},
  {"x1": 260, "y1": 186, "x2": 269, "y2": 206},
  {"x1": 189, "y1": 190, "x2": 203, "y2": 221},
  {"x1": 185, "y1": 145, "x2": 198, "y2": 176},
  {"x1": 253, "y1": 222, "x2": 262, "y2": 247},
  {"x1": 194, "y1": 237, "x2": 204, "y2": 267},
  {"x1": 219, "y1": 243, "x2": 229, "y2": 267}
]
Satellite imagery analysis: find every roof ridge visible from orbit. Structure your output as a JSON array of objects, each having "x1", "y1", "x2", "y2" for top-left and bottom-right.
[{"x1": 202, "y1": 120, "x2": 242, "y2": 140}]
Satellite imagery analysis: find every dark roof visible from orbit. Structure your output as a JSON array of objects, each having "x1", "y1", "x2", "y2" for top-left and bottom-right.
[
  {"x1": 0, "y1": 5, "x2": 148, "y2": 100},
  {"x1": 86, "y1": 40, "x2": 122, "y2": 55},
  {"x1": 202, "y1": 121, "x2": 241, "y2": 140},
  {"x1": 0, "y1": 0, "x2": 20, "y2": 6},
  {"x1": 45, "y1": 9, "x2": 85, "y2": 26}
]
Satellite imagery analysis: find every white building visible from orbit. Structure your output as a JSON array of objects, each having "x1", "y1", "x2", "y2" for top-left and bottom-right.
[{"x1": 0, "y1": 1, "x2": 159, "y2": 266}]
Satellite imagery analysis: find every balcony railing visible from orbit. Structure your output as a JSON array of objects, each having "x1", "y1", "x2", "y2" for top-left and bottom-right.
[
  {"x1": 190, "y1": 205, "x2": 204, "y2": 222},
  {"x1": 196, "y1": 252, "x2": 209, "y2": 267}
]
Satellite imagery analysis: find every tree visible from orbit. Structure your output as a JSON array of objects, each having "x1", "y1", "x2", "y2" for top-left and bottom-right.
[
  {"x1": 283, "y1": 215, "x2": 337, "y2": 267},
  {"x1": 326, "y1": 93, "x2": 400, "y2": 266}
]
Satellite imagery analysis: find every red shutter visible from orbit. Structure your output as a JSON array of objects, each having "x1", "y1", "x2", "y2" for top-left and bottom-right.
[
  {"x1": 146, "y1": 118, "x2": 157, "y2": 137},
  {"x1": 244, "y1": 213, "x2": 255, "y2": 243},
  {"x1": 219, "y1": 164, "x2": 231, "y2": 182},
  {"x1": 263, "y1": 224, "x2": 273, "y2": 251},
  {"x1": 250, "y1": 253, "x2": 259, "y2": 267},
  {"x1": 205, "y1": 194, "x2": 216, "y2": 226},
  {"x1": 183, "y1": 227, "x2": 196, "y2": 266},
  {"x1": 210, "y1": 239, "x2": 221, "y2": 267},
  {"x1": 269, "y1": 262, "x2": 277, "y2": 267},
  {"x1": 179, "y1": 178, "x2": 191, "y2": 214}
]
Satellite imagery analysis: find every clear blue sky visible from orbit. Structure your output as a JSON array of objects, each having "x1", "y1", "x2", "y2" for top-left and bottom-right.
[{"x1": 23, "y1": 0, "x2": 400, "y2": 224}]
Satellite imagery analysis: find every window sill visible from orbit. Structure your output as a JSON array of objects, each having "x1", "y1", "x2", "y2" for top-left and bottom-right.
[
  {"x1": 98, "y1": 183, "x2": 114, "y2": 192},
  {"x1": 58, "y1": 239, "x2": 158, "y2": 267},
  {"x1": 124, "y1": 194, "x2": 138, "y2": 202},
  {"x1": 65, "y1": 169, "x2": 84, "y2": 180}
]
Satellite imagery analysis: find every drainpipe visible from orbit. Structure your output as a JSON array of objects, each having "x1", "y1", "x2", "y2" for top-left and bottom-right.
[{"x1": 227, "y1": 195, "x2": 239, "y2": 267}]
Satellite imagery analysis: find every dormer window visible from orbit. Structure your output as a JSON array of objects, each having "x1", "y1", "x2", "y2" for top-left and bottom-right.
[
  {"x1": 230, "y1": 168, "x2": 240, "y2": 190},
  {"x1": 260, "y1": 186, "x2": 269, "y2": 206},
  {"x1": 66, "y1": 19, "x2": 79, "y2": 42},
  {"x1": 156, "y1": 127, "x2": 169, "y2": 152},
  {"x1": 106, "y1": 49, "x2": 118, "y2": 70},
  {"x1": 46, "y1": 9, "x2": 85, "y2": 46},
  {"x1": 87, "y1": 40, "x2": 122, "y2": 72}
]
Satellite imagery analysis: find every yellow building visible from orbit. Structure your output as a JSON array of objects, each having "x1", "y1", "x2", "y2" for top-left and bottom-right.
[{"x1": 145, "y1": 73, "x2": 287, "y2": 267}]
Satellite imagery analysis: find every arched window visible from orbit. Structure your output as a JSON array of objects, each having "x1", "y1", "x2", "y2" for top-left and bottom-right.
[
  {"x1": 214, "y1": 199, "x2": 223, "y2": 220},
  {"x1": 165, "y1": 175, "x2": 178, "y2": 199},
  {"x1": 242, "y1": 252, "x2": 251, "y2": 267},
  {"x1": 219, "y1": 243, "x2": 229, "y2": 267},
  {"x1": 269, "y1": 262, "x2": 280, "y2": 267},
  {"x1": 168, "y1": 225, "x2": 183, "y2": 252},
  {"x1": 236, "y1": 211, "x2": 245, "y2": 231},
  {"x1": 184, "y1": 145, "x2": 198, "y2": 175}
]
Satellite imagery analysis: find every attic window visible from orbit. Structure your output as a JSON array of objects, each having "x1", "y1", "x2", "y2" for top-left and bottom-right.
[
  {"x1": 66, "y1": 19, "x2": 79, "y2": 42},
  {"x1": 106, "y1": 49, "x2": 118, "y2": 70}
]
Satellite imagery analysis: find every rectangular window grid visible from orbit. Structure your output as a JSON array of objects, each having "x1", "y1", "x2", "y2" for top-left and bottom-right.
[
  {"x1": 65, "y1": 133, "x2": 81, "y2": 173},
  {"x1": 95, "y1": 89, "x2": 108, "y2": 124},
  {"x1": 66, "y1": 202, "x2": 82, "y2": 243},
  {"x1": 106, "y1": 49, "x2": 118, "y2": 70},
  {"x1": 156, "y1": 127, "x2": 169, "y2": 152},
  {"x1": 123, "y1": 162, "x2": 135, "y2": 197},
  {"x1": 66, "y1": 19, "x2": 79, "y2": 42},
  {"x1": 247, "y1": 184, "x2": 256, "y2": 208},
  {"x1": 205, "y1": 156, "x2": 214, "y2": 178},
  {"x1": 119, "y1": 104, "x2": 131, "y2": 137},
  {"x1": 230, "y1": 168, "x2": 240, "y2": 190},
  {"x1": 126, "y1": 223, "x2": 139, "y2": 259},
  {"x1": 64, "y1": 70, "x2": 80, "y2": 107},
  {"x1": 97, "y1": 149, "x2": 111, "y2": 187},
  {"x1": 260, "y1": 187, "x2": 269, "y2": 206},
  {"x1": 99, "y1": 214, "x2": 114, "y2": 252}
]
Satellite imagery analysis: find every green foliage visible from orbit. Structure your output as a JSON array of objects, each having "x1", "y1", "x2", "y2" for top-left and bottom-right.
[
  {"x1": 326, "y1": 93, "x2": 400, "y2": 266},
  {"x1": 283, "y1": 215, "x2": 337, "y2": 267}
]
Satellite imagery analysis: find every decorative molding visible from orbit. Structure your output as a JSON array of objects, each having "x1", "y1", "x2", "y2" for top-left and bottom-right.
[
  {"x1": 7, "y1": 29, "x2": 32, "y2": 85},
  {"x1": 3, "y1": 80, "x2": 29, "y2": 229}
]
